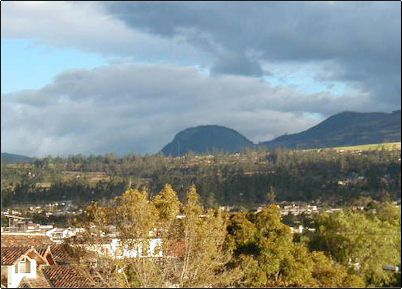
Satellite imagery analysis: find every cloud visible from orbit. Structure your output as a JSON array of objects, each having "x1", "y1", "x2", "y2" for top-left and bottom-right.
[
  {"x1": 102, "y1": 1, "x2": 401, "y2": 106},
  {"x1": 1, "y1": 2, "x2": 400, "y2": 157},
  {"x1": 211, "y1": 52, "x2": 264, "y2": 77},
  {"x1": 3, "y1": 2, "x2": 400, "y2": 107},
  {"x1": 1, "y1": 64, "x2": 388, "y2": 157},
  {"x1": 1, "y1": 1, "x2": 208, "y2": 65},
  {"x1": 3, "y1": 1, "x2": 400, "y2": 108}
]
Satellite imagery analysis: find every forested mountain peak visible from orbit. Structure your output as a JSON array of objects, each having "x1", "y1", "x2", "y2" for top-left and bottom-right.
[
  {"x1": 161, "y1": 125, "x2": 254, "y2": 156},
  {"x1": 261, "y1": 110, "x2": 401, "y2": 149},
  {"x1": 1, "y1": 152, "x2": 35, "y2": 164}
]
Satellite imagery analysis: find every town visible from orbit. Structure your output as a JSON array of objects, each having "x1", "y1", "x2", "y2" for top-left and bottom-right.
[
  {"x1": 2, "y1": 1, "x2": 401, "y2": 288},
  {"x1": 1, "y1": 193, "x2": 400, "y2": 288}
]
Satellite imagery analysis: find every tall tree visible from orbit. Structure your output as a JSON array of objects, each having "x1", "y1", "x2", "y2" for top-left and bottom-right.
[
  {"x1": 309, "y1": 208, "x2": 401, "y2": 287},
  {"x1": 70, "y1": 184, "x2": 241, "y2": 288}
]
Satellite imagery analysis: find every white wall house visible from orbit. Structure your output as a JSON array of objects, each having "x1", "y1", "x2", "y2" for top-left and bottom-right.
[
  {"x1": 2, "y1": 256, "x2": 36, "y2": 288},
  {"x1": 1, "y1": 247, "x2": 48, "y2": 288},
  {"x1": 45, "y1": 227, "x2": 85, "y2": 243},
  {"x1": 84, "y1": 238, "x2": 163, "y2": 259}
]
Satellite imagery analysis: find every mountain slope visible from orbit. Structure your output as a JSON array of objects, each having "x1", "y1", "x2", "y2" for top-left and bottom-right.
[
  {"x1": 1, "y1": 152, "x2": 35, "y2": 164},
  {"x1": 261, "y1": 110, "x2": 401, "y2": 149},
  {"x1": 161, "y1": 125, "x2": 254, "y2": 156}
]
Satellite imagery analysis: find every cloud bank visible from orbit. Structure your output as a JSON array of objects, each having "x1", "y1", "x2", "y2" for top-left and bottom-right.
[
  {"x1": 2, "y1": 64, "x2": 390, "y2": 157},
  {"x1": 1, "y1": 1, "x2": 400, "y2": 156}
]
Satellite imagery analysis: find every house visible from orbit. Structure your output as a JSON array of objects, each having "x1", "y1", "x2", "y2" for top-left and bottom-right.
[
  {"x1": 1, "y1": 234, "x2": 73, "y2": 266},
  {"x1": 45, "y1": 228, "x2": 84, "y2": 244},
  {"x1": 1, "y1": 247, "x2": 49, "y2": 288},
  {"x1": 290, "y1": 225, "x2": 304, "y2": 234},
  {"x1": 1, "y1": 234, "x2": 101, "y2": 288},
  {"x1": 1, "y1": 246, "x2": 99, "y2": 288},
  {"x1": 1, "y1": 216, "x2": 31, "y2": 234},
  {"x1": 82, "y1": 237, "x2": 163, "y2": 259}
]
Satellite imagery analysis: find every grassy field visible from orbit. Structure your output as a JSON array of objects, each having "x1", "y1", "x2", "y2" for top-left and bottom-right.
[
  {"x1": 329, "y1": 142, "x2": 401, "y2": 151},
  {"x1": 61, "y1": 171, "x2": 110, "y2": 184}
]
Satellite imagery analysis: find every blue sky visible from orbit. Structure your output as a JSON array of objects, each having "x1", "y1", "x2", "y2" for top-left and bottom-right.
[
  {"x1": 2, "y1": 39, "x2": 106, "y2": 93},
  {"x1": 1, "y1": 1, "x2": 400, "y2": 157},
  {"x1": 2, "y1": 38, "x2": 347, "y2": 97}
]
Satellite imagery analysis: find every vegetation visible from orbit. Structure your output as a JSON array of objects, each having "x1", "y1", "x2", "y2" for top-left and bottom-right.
[
  {"x1": 2, "y1": 145, "x2": 400, "y2": 287},
  {"x1": 226, "y1": 205, "x2": 365, "y2": 287},
  {"x1": 70, "y1": 185, "x2": 242, "y2": 288},
  {"x1": 327, "y1": 142, "x2": 401, "y2": 151},
  {"x1": 1, "y1": 147, "x2": 400, "y2": 208},
  {"x1": 67, "y1": 185, "x2": 400, "y2": 287},
  {"x1": 308, "y1": 203, "x2": 401, "y2": 287}
]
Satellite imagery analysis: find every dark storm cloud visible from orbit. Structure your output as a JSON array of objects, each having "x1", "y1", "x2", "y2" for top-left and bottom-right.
[
  {"x1": 211, "y1": 53, "x2": 264, "y2": 77},
  {"x1": 103, "y1": 1, "x2": 401, "y2": 107}
]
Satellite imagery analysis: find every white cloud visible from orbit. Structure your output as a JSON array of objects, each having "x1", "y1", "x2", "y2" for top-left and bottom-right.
[{"x1": 1, "y1": 64, "x2": 385, "y2": 157}]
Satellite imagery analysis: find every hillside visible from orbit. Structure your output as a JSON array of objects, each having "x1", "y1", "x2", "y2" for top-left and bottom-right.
[
  {"x1": 261, "y1": 110, "x2": 401, "y2": 149},
  {"x1": 161, "y1": 125, "x2": 254, "y2": 156},
  {"x1": 1, "y1": 153, "x2": 35, "y2": 164}
]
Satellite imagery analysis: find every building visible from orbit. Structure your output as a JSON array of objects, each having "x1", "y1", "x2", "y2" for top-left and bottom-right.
[
  {"x1": 1, "y1": 247, "x2": 49, "y2": 288},
  {"x1": 1, "y1": 234, "x2": 102, "y2": 288},
  {"x1": 79, "y1": 237, "x2": 163, "y2": 260},
  {"x1": 45, "y1": 228, "x2": 84, "y2": 244}
]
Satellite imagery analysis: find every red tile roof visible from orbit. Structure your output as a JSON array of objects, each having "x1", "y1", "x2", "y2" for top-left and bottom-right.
[
  {"x1": 42, "y1": 265, "x2": 96, "y2": 288},
  {"x1": 34, "y1": 246, "x2": 56, "y2": 266},
  {"x1": 35, "y1": 247, "x2": 47, "y2": 256},
  {"x1": 166, "y1": 239, "x2": 185, "y2": 258},
  {"x1": 1, "y1": 247, "x2": 32, "y2": 265},
  {"x1": 18, "y1": 271, "x2": 52, "y2": 288},
  {"x1": 1, "y1": 234, "x2": 53, "y2": 247},
  {"x1": 49, "y1": 245, "x2": 74, "y2": 264},
  {"x1": 1, "y1": 246, "x2": 49, "y2": 266}
]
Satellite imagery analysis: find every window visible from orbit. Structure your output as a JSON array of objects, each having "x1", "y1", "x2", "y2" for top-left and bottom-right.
[{"x1": 16, "y1": 257, "x2": 31, "y2": 274}]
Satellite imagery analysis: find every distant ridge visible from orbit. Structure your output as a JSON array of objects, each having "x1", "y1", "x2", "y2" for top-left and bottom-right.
[
  {"x1": 4, "y1": 111, "x2": 401, "y2": 159},
  {"x1": 260, "y1": 110, "x2": 401, "y2": 149},
  {"x1": 1, "y1": 152, "x2": 35, "y2": 163},
  {"x1": 161, "y1": 125, "x2": 254, "y2": 156},
  {"x1": 161, "y1": 110, "x2": 401, "y2": 156}
]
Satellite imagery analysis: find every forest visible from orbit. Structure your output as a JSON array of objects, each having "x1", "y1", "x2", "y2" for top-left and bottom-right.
[{"x1": 1, "y1": 147, "x2": 401, "y2": 208}]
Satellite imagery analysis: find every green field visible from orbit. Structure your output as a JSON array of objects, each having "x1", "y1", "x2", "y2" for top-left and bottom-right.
[{"x1": 329, "y1": 142, "x2": 401, "y2": 151}]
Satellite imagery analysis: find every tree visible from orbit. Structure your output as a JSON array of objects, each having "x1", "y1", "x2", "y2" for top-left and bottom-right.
[
  {"x1": 227, "y1": 205, "x2": 364, "y2": 287},
  {"x1": 115, "y1": 189, "x2": 158, "y2": 239},
  {"x1": 70, "y1": 184, "x2": 242, "y2": 288},
  {"x1": 152, "y1": 184, "x2": 181, "y2": 234},
  {"x1": 311, "y1": 251, "x2": 365, "y2": 288},
  {"x1": 266, "y1": 186, "x2": 276, "y2": 204},
  {"x1": 174, "y1": 185, "x2": 241, "y2": 287},
  {"x1": 309, "y1": 209, "x2": 401, "y2": 287}
]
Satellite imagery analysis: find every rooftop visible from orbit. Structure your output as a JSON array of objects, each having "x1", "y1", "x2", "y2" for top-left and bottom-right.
[
  {"x1": 41, "y1": 265, "x2": 96, "y2": 288},
  {"x1": 1, "y1": 234, "x2": 54, "y2": 247},
  {"x1": 1, "y1": 247, "x2": 33, "y2": 265}
]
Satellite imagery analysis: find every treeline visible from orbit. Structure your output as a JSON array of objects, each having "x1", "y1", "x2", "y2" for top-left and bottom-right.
[
  {"x1": 1, "y1": 148, "x2": 400, "y2": 207},
  {"x1": 68, "y1": 185, "x2": 401, "y2": 287},
  {"x1": 1, "y1": 177, "x2": 127, "y2": 206}
]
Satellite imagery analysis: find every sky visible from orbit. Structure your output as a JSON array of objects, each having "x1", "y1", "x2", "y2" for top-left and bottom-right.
[{"x1": 1, "y1": 1, "x2": 401, "y2": 157}]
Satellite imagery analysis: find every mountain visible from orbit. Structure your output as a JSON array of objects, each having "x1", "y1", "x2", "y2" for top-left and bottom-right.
[
  {"x1": 161, "y1": 125, "x2": 254, "y2": 156},
  {"x1": 1, "y1": 153, "x2": 35, "y2": 164},
  {"x1": 261, "y1": 110, "x2": 401, "y2": 149}
]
